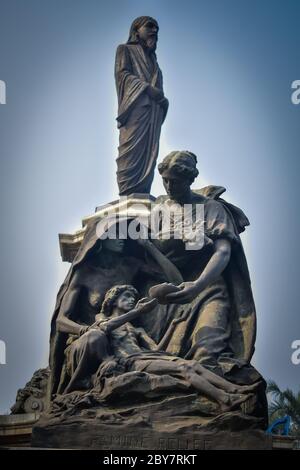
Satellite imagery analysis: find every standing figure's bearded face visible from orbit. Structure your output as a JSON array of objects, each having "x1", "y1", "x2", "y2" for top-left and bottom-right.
[{"x1": 137, "y1": 20, "x2": 158, "y2": 52}]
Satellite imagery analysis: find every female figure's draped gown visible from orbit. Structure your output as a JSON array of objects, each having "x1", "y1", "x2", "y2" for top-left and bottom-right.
[{"x1": 138, "y1": 187, "x2": 261, "y2": 385}]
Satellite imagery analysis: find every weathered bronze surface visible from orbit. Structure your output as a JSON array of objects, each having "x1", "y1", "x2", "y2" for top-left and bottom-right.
[
  {"x1": 115, "y1": 17, "x2": 168, "y2": 195},
  {"x1": 31, "y1": 21, "x2": 269, "y2": 449},
  {"x1": 32, "y1": 152, "x2": 268, "y2": 448}
]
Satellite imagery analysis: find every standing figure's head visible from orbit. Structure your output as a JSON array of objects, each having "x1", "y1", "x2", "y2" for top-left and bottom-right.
[
  {"x1": 158, "y1": 151, "x2": 199, "y2": 202},
  {"x1": 127, "y1": 16, "x2": 159, "y2": 52},
  {"x1": 100, "y1": 285, "x2": 138, "y2": 317}
]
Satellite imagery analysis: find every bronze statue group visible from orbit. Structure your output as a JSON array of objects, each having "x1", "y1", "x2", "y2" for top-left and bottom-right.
[{"x1": 47, "y1": 17, "x2": 267, "y2": 424}]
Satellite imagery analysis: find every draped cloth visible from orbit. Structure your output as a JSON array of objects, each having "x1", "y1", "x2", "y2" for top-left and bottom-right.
[
  {"x1": 142, "y1": 187, "x2": 259, "y2": 385},
  {"x1": 115, "y1": 43, "x2": 167, "y2": 195},
  {"x1": 47, "y1": 216, "x2": 170, "y2": 399},
  {"x1": 47, "y1": 218, "x2": 143, "y2": 399}
]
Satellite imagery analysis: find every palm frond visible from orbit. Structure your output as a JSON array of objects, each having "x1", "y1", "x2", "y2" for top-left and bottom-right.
[
  {"x1": 267, "y1": 380, "x2": 282, "y2": 397},
  {"x1": 267, "y1": 380, "x2": 300, "y2": 434},
  {"x1": 281, "y1": 389, "x2": 300, "y2": 415}
]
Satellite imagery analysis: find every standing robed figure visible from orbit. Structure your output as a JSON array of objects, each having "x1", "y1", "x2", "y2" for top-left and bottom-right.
[{"x1": 115, "y1": 16, "x2": 168, "y2": 195}]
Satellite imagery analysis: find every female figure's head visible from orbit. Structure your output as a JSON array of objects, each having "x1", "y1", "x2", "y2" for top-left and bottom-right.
[
  {"x1": 158, "y1": 151, "x2": 199, "y2": 203},
  {"x1": 100, "y1": 285, "x2": 138, "y2": 317},
  {"x1": 102, "y1": 238, "x2": 125, "y2": 253},
  {"x1": 85, "y1": 237, "x2": 126, "y2": 269}
]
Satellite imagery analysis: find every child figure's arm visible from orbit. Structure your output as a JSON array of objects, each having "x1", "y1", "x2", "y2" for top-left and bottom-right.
[{"x1": 98, "y1": 298, "x2": 158, "y2": 334}]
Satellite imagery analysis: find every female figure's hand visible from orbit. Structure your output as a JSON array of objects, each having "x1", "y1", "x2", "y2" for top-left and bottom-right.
[
  {"x1": 149, "y1": 282, "x2": 181, "y2": 304},
  {"x1": 164, "y1": 281, "x2": 199, "y2": 304}
]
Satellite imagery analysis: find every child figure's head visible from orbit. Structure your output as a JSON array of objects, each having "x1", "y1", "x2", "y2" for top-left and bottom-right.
[{"x1": 100, "y1": 285, "x2": 139, "y2": 317}]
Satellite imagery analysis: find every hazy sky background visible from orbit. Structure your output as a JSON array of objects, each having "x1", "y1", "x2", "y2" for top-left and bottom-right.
[{"x1": 0, "y1": 0, "x2": 299, "y2": 413}]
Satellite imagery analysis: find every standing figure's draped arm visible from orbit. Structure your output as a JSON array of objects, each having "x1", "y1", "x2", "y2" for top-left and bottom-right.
[{"x1": 115, "y1": 45, "x2": 149, "y2": 127}]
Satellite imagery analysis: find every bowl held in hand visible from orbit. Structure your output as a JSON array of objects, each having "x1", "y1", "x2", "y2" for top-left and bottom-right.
[{"x1": 149, "y1": 283, "x2": 181, "y2": 304}]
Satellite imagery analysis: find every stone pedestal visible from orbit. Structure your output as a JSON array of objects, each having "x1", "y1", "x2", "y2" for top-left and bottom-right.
[
  {"x1": 32, "y1": 422, "x2": 271, "y2": 450},
  {"x1": 31, "y1": 390, "x2": 269, "y2": 450},
  {"x1": 0, "y1": 413, "x2": 39, "y2": 447},
  {"x1": 59, "y1": 194, "x2": 155, "y2": 262}
]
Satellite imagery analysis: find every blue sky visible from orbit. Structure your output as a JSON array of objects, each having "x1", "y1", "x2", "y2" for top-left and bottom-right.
[{"x1": 0, "y1": 0, "x2": 299, "y2": 413}]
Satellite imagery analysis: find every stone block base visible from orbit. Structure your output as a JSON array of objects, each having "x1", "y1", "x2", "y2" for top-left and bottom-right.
[{"x1": 32, "y1": 422, "x2": 271, "y2": 450}]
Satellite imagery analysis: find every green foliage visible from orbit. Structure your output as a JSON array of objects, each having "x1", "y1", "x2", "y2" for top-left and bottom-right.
[{"x1": 267, "y1": 380, "x2": 300, "y2": 436}]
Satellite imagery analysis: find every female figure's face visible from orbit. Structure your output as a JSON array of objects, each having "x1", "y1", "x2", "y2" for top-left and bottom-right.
[
  {"x1": 103, "y1": 238, "x2": 125, "y2": 253},
  {"x1": 115, "y1": 290, "x2": 136, "y2": 313},
  {"x1": 161, "y1": 168, "x2": 191, "y2": 202}
]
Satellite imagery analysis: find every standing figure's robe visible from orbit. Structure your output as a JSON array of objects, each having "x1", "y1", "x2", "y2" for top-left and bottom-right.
[{"x1": 115, "y1": 43, "x2": 168, "y2": 195}]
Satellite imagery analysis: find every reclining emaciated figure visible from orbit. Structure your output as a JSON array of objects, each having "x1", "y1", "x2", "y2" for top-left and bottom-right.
[{"x1": 64, "y1": 284, "x2": 256, "y2": 410}]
